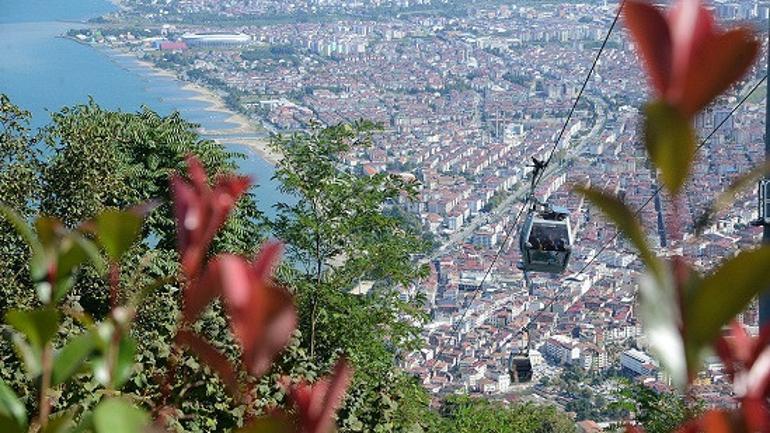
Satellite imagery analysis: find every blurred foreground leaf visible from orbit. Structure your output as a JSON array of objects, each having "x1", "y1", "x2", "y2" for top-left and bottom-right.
[
  {"x1": 694, "y1": 161, "x2": 770, "y2": 234},
  {"x1": 91, "y1": 208, "x2": 145, "y2": 261},
  {"x1": 2, "y1": 212, "x2": 105, "y2": 304},
  {"x1": 0, "y1": 379, "x2": 27, "y2": 433},
  {"x1": 689, "y1": 247, "x2": 770, "y2": 348},
  {"x1": 93, "y1": 399, "x2": 149, "y2": 433},
  {"x1": 638, "y1": 265, "x2": 688, "y2": 389},
  {"x1": 236, "y1": 415, "x2": 296, "y2": 433},
  {"x1": 574, "y1": 187, "x2": 662, "y2": 277},
  {"x1": 644, "y1": 101, "x2": 695, "y2": 196},
  {"x1": 6, "y1": 308, "x2": 60, "y2": 353},
  {"x1": 41, "y1": 411, "x2": 75, "y2": 433},
  {"x1": 52, "y1": 330, "x2": 97, "y2": 386},
  {"x1": 93, "y1": 324, "x2": 136, "y2": 390}
]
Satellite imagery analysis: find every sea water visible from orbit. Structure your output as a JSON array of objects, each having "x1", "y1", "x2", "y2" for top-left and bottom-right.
[{"x1": 0, "y1": 0, "x2": 287, "y2": 217}]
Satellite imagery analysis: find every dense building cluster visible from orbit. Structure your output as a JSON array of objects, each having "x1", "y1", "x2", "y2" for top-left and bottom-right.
[{"x1": 92, "y1": 0, "x2": 769, "y2": 416}]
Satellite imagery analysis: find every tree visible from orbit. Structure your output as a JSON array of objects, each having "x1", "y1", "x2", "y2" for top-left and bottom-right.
[
  {"x1": 39, "y1": 100, "x2": 262, "y2": 252},
  {"x1": 439, "y1": 396, "x2": 576, "y2": 433},
  {"x1": 612, "y1": 383, "x2": 703, "y2": 433},
  {"x1": 269, "y1": 121, "x2": 432, "y2": 432},
  {"x1": 0, "y1": 95, "x2": 41, "y2": 312},
  {"x1": 0, "y1": 96, "x2": 266, "y2": 432}
]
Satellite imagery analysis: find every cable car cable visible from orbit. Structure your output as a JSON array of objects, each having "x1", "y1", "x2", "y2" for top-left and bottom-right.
[
  {"x1": 428, "y1": 0, "x2": 626, "y2": 370},
  {"x1": 533, "y1": 0, "x2": 626, "y2": 188},
  {"x1": 515, "y1": 74, "x2": 768, "y2": 338},
  {"x1": 431, "y1": 202, "x2": 529, "y2": 360},
  {"x1": 519, "y1": 2, "x2": 625, "y2": 274}
]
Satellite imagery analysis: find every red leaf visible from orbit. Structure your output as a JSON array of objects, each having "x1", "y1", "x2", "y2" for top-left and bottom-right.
[
  {"x1": 671, "y1": 255, "x2": 694, "y2": 293},
  {"x1": 623, "y1": 0, "x2": 759, "y2": 118},
  {"x1": 714, "y1": 334, "x2": 737, "y2": 377},
  {"x1": 234, "y1": 280, "x2": 295, "y2": 377},
  {"x1": 319, "y1": 359, "x2": 354, "y2": 431},
  {"x1": 171, "y1": 156, "x2": 250, "y2": 278},
  {"x1": 182, "y1": 259, "x2": 224, "y2": 324},
  {"x1": 209, "y1": 255, "x2": 252, "y2": 317},
  {"x1": 213, "y1": 242, "x2": 296, "y2": 378},
  {"x1": 713, "y1": 322, "x2": 770, "y2": 400},
  {"x1": 677, "y1": 28, "x2": 759, "y2": 117},
  {"x1": 746, "y1": 348, "x2": 770, "y2": 400},
  {"x1": 286, "y1": 359, "x2": 354, "y2": 433},
  {"x1": 666, "y1": 0, "x2": 715, "y2": 103},
  {"x1": 205, "y1": 174, "x2": 250, "y2": 248},
  {"x1": 729, "y1": 321, "x2": 753, "y2": 365},
  {"x1": 700, "y1": 410, "x2": 732, "y2": 433},
  {"x1": 740, "y1": 398, "x2": 770, "y2": 432},
  {"x1": 624, "y1": 0, "x2": 672, "y2": 96},
  {"x1": 187, "y1": 155, "x2": 208, "y2": 188},
  {"x1": 749, "y1": 322, "x2": 770, "y2": 368},
  {"x1": 176, "y1": 329, "x2": 239, "y2": 393},
  {"x1": 171, "y1": 175, "x2": 196, "y2": 270},
  {"x1": 674, "y1": 423, "x2": 700, "y2": 433},
  {"x1": 253, "y1": 241, "x2": 283, "y2": 282}
]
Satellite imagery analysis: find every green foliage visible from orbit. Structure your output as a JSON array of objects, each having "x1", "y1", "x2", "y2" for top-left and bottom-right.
[
  {"x1": 438, "y1": 396, "x2": 576, "y2": 433},
  {"x1": 612, "y1": 383, "x2": 703, "y2": 433},
  {"x1": 0, "y1": 95, "x2": 40, "y2": 214},
  {"x1": 481, "y1": 191, "x2": 509, "y2": 213},
  {"x1": 0, "y1": 95, "x2": 41, "y2": 316},
  {"x1": 0, "y1": 379, "x2": 27, "y2": 433},
  {"x1": 38, "y1": 99, "x2": 262, "y2": 253},
  {"x1": 642, "y1": 101, "x2": 696, "y2": 196},
  {"x1": 385, "y1": 207, "x2": 438, "y2": 252},
  {"x1": 92, "y1": 399, "x2": 149, "y2": 433},
  {"x1": 0, "y1": 96, "x2": 264, "y2": 432},
  {"x1": 270, "y1": 121, "x2": 433, "y2": 432},
  {"x1": 241, "y1": 45, "x2": 297, "y2": 62}
]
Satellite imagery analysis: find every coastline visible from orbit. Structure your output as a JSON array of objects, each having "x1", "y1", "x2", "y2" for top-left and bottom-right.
[{"x1": 108, "y1": 48, "x2": 280, "y2": 164}]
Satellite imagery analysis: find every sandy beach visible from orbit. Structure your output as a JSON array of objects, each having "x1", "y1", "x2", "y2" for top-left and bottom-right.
[
  {"x1": 180, "y1": 82, "x2": 257, "y2": 136},
  {"x1": 115, "y1": 50, "x2": 279, "y2": 164}
]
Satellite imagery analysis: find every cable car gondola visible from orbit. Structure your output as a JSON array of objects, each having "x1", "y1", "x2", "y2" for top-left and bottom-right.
[
  {"x1": 519, "y1": 202, "x2": 573, "y2": 274},
  {"x1": 508, "y1": 329, "x2": 533, "y2": 384}
]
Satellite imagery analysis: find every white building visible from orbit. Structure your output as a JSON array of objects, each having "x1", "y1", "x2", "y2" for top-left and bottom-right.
[
  {"x1": 543, "y1": 335, "x2": 580, "y2": 365},
  {"x1": 620, "y1": 349, "x2": 657, "y2": 376}
]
